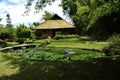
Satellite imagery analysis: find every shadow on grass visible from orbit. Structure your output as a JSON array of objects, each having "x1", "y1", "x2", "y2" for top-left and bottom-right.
[{"x1": 0, "y1": 55, "x2": 120, "y2": 80}]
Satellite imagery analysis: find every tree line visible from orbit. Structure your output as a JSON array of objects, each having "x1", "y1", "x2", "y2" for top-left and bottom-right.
[
  {"x1": 0, "y1": 23, "x2": 40, "y2": 43},
  {"x1": 0, "y1": 11, "x2": 52, "y2": 43}
]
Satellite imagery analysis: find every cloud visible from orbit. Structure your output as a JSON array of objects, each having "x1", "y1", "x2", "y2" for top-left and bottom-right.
[
  {"x1": 0, "y1": 1, "x2": 44, "y2": 26},
  {"x1": 0, "y1": 0, "x2": 26, "y2": 5},
  {"x1": 8, "y1": 0, "x2": 25, "y2": 3},
  {"x1": 0, "y1": 0, "x2": 66, "y2": 26},
  {"x1": 0, "y1": 0, "x2": 16, "y2": 5}
]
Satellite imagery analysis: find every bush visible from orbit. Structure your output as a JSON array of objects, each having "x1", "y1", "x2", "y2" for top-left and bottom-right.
[
  {"x1": 16, "y1": 38, "x2": 25, "y2": 44},
  {"x1": 12, "y1": 49, "x2": 61, "y2": 61},
  {"x1": 103, "y1": 34, "x2": 120, "y2": 56},
  {"x1": 107, "y1": 34, "x2": 120, "y2": 44},
  {"x1": 0, "y1": 32, "x2": 10, "y2": 39},
  {"x1": 54, "y1": 35, "x2": 63, "y2": 40},
  {"x1": 55, "y1": 35, "x2": 78, "y2": 40},
  {"x1": 103, "y1": 44, "x2": 120, "y2": 56}
]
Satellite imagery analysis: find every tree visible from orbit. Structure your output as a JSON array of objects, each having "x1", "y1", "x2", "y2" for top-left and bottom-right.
[
  {"x1": 5, "y1": 24, "x2": 16, "y2": 41},
  {"x1": 25, "y1": 0, "x2": 56, "y2": 13},
  {"x1": 42, "y1": 11, "x2": 53, "y2": 20},
  {"x1": 0, "y1": 15, "x2": 3, "y2": 28},
  {"x1": 31, "y1": 22, "x2": 42, "y2": 39},
  {"x1": 0, "y1": 17, "x2": 2, "y2": 22},
  {"x1": 32, "y1": 22, "x2": 40, "y2": 26},
  {"x1": 16, "y1": 24, "x2": 31, "y2": 38},
  {"x1": 6, "y1": 14, "x2": 11, "y2": 24},
  {"x1": 16, "y1": 24, "x2": 32, "y2": 44},
  {"x1": 0, "y1": 24, "x2": 15, "y2": 41},
  {"x1": 0, "y1": 13, "x2": 16, "y2": 41}
]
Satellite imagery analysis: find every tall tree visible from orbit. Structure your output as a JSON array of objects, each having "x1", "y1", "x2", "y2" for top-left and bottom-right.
[
  {"x1": 0, "y1": 17, "x2": 2, "y2": 22},
  {"x1": 6, "y1": 14, "x2": 11, "y2": 24},
  {"x1": 5, "y1": 24, "x2": 15, "y2": 41},
  {"x1": 61, "y1": 0, "x2": 120, "y2": 36}
]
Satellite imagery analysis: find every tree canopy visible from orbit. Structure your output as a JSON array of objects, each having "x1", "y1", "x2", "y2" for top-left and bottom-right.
[{"x1": 61, "y1": 0, "x2": 120, "y2": 35}]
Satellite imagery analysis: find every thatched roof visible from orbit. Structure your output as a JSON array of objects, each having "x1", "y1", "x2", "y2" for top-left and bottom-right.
[
  {"x1": 35, "y1": 14, "x2": 75, "y2": 29},
  {"x1": 35, "y1": 20, "x2": 75, "y2": 29}
]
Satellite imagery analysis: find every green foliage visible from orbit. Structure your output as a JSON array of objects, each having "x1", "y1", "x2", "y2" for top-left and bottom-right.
[
  {"x1": 103, "y1": 34, "x2": 120, "y2": 56},
  {"x1": 0, "y1": 25, "x2": 15, "y2": 41},
  {"x1": 54, "y1": 34, "x2": 78, "y2": 40},
  {"x1": 12, "y1": 48, "x2": 63, "y2": 61},
  {"x1": 103, "y1": 43, "x2": 120, "y2": 56},
  {"x1": 107, "y1": 34, "x2": 120, "y2": 44},
  {"x1": 91, "y1": 0, "x2": 120, "y2": 35},
  {"x1": 76, "y1": 6, "x2": 89, "y2": 15},
  {"x1": 16, "y1": 24, "x2": 31, "y2": 38},
  {"x1": 16, "y1": 24, "x2": 33, "y2": 44},
  {"x1": 25, "y1": 0, "x2": 56, "y2": 13},
  {"x1": 54, "y1": 35, "x2": 62, "y2": 40},
  {"x1": 62, "y1": 0, "x2": 120, "y2": 35},
  {"x1": 32, "y1": 22, "x2": 40, "y2": 26},
  {"x1": 42, "y1": 11, "x2": 53, "y2": 20},
  {"x1": 34, "y1": 30, "x2": 42, "y2": 39},
  {"x1": 0, "y1": 18, "x2": 2, "y2": 22},
  {"x1": 5, "y1": 24, "x2": 16, "y2": 41},
  {"x1": 0, "y1": 32, "x2": 9, "y2": 40},
  {"x1": 16, "y1": 38, "x2": 25, "y2": 44},
  {"x1": 11, "y1": 47, "x2": 103, "y2": 61},
  {"x1": 30, "y1": 22, "x2": 42, "y2": 39}
]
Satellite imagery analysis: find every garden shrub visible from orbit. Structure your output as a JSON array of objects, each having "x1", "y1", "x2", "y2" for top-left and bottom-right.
[
  {"x1": 16, "y1": 38, "x2": 25, "y2": 44},
  {"x1": 12, "y1": 49, "x2": 62, "y2": 61},
  {"x1": 54, "y1": 35, "x2": 63, "y2": 40},
  {"x1": 107, "y1": 34, "x2": 120, "y2": 44},
  {"x1": 79, "y1": 37, "x2": 89, "y2": 41},
  {"x1": 11, "y1": 47, "x2": 103, "y2": 61},
  {"x1": 55, "y1": 35, "x2": 78, "y2": 41},
  {"x1": 103, "y1": 34, "x2": 120, "y2": 56}
]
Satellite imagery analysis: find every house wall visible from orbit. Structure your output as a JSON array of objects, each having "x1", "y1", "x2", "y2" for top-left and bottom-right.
[
  {"x1": 41, "y1": 29, "x2": 55, "y2": 38},
  {"x1": 61, "y1": 28, "x2": 76, "y2": 35},
  {"x1": 47, "y1": 29, "x2": 55, "y2": 38},
  {"x1": 40, "y1": 28, "x2": 76, "y2": 38}
]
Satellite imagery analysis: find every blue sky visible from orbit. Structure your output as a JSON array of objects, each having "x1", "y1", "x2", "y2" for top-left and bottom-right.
[
  {"x1": 0, "y1": 0, "x2": 65, "y2": 26},
  {"x1": 0, "y1": 0, "x2": 25, "y2": 5}
]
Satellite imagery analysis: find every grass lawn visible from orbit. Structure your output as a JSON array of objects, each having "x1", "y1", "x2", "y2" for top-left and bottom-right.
[
  {"x1": 30, "y1": 36, "x2": 108, "y2": 51},
  {"x1": 0, "y1": 52, "x2": 120, "y2": 80},
  {"x1": 0, "y1": 53, "x2": 19, "y2": 76},
  {"x1": 47, "y1": 41, "x2": 108, "y2": 51},
  {"x1": 0, "y1": 35, "x2": 117, "y2": 80}
]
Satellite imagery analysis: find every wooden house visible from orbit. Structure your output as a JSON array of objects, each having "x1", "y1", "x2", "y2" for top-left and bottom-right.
[{"x1": 35, "y1": 14, "x2": 75, "y2": 38}]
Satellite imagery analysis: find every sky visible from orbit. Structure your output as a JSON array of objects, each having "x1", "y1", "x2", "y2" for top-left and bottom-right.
[{"x1": 0, "y1": 0, "x2": 68, "y2": 27}]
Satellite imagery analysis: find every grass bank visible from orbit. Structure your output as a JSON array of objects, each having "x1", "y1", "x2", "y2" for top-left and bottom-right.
[{"x1": 47, "y1": 41, "x2": 108, "y2": 51}]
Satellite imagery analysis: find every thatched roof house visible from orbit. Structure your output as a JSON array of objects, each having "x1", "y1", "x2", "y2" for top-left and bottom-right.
[{"x1": 35, "y1": 14, "x2": 75, "y2": 38}]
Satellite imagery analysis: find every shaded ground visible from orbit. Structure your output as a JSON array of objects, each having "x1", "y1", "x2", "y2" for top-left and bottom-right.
[{"x1": 0, "y1": 53, "x2": 120, "y2": 80}]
